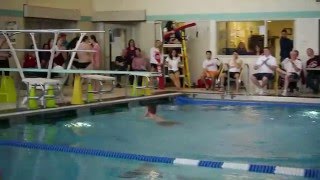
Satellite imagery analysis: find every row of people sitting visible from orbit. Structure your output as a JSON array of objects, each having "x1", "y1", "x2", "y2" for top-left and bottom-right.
[
  {"x1": 199, "y1": 47, "x2": 320, "y2": 96},
  {"x1": 114, "y1": 46, "x2": 181, "y2": 89}
]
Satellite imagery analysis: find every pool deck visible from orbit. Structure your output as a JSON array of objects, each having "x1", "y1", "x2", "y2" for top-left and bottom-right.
[{"x1": 0, "y1": 85, "x2": 319, "y2": 118}]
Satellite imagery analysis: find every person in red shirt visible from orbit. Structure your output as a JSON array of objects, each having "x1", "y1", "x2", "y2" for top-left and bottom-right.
[{"x1": 23, "y1": 45, "x2": 37, "y2": 68}]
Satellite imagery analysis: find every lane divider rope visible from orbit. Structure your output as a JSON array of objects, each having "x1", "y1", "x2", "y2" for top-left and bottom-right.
[
  {"x1": 175, "y1": 96, "x2": 320, "y2": 107},
  {"x1": 0, "y1": 140, "x2": 319, "y2": 179}
]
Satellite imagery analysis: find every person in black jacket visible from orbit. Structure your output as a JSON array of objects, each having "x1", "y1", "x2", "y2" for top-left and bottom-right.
[{"x1": 280, "y1": 29, "x2": 293, "y2": 61}]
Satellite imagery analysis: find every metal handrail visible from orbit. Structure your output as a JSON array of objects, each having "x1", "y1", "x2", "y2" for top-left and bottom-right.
[
  {"x1": 0, "y1": 49, "x2": 98, "y2": 52},
  {"x1": 225, "y1": 63, "x2": 250, "y2": 96},
  {"x1": 244, "y1": 63, "x2": 250, "y2": 95}
]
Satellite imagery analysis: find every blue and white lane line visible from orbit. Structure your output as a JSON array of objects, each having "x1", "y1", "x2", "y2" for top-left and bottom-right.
[{"x1": 0, "y1": 140, "x2": 319, "y2": 179}]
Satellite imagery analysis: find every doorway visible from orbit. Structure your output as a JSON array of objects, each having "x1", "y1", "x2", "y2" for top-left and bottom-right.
[
  {"x1": 104, "y1": 23, "x2": 136, "y2": 70},
  {"x1": 24, "y1": 18, "x2": 77, "y2": 48},
  {"x1": 267, "y1": 20, "x2": 294, "y2": 59}
]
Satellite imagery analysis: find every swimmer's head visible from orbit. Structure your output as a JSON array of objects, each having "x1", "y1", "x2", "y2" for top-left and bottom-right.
[{"x1": 147, "y1": 105, "x2": 157, "y2": 115}]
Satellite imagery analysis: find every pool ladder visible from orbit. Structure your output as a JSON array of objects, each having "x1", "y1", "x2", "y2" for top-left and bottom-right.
[{"x1": 220, "y1": 63, "x2": 250, "y2": 99}]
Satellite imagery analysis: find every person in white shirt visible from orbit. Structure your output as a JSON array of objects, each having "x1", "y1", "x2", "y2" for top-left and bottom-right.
[
  {"x1": 200, "y1": 50, "x2": 221, "y2": 90},
  {"x1": 251, "y1": 47, "x2": 278, "y2": 95},
  {"x1": 149, "y1": 40, "x2": 163, "y2": 72},
  {"x1": 277, "y1": 50, "x2": 302, "y2": 96},
  {"x1": 220, "y1": 51, "x2": 243, "y2": 93},
  {"x1": 165, "y1": 49, "x2": 181, "y2": 89}
]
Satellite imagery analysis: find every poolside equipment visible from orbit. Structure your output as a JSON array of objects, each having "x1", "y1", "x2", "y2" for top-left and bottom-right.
[
  {"x1": 45, "y1": 85, "x2": 57, "y2": 108},
  {"x1": 28, "y1": 85, "x2": 39, "y2": 109},
  {"x1": 81, "y1": 74, "x2": 116, "y2": 101},
  {"x1": 219, "y1": 63, "x2": 250, "y2": 95},
  {"x1": 86, "y1": 81, "x2": 95, "y2": 102},
  {"x1": 158, "y1": 22, "x2": 196, "y2": 88},
  {"x1": 131, "y1": 75, "x2": 153, "y2": 96},
  {"x1": 71, "y1": 74, "x2": 84, "y2": 105},
  {"x1": 163, "y1": 22, "x2": 196, "y2": 39},
  {"x1": 0, "y1": 68, "x2": 161, "y2": 103},
  {"x1": 0, "y1": 75, "x2": 16, "y2": 103},
  {"x1": 0, "y1": 29, "x2": 108, "y2": 108}
]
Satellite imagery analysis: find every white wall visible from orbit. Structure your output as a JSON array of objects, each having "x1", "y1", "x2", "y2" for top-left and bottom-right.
[
  {"x1": 186, "y1": 21, "x2": 212, "y2": 82},
  {"x1": 134, "y1": 22, "x2": 155, "y2": 57},
  {"x1": 294, "y1": 18, "x2": 319, "y2": 62},
  {"x1": 93, "y1": 0, "x2": 320, "y2": 15}
]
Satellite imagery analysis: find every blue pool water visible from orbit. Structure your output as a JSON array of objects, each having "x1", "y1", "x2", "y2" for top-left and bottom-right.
[{"x1": 0, "y1": 99, "x2": 319, "y2": 179}]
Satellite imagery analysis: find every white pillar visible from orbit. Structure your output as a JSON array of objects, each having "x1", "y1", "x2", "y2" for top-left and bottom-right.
[{"x1": 294, "y1": 18, "x2": 319, "y2": 63}]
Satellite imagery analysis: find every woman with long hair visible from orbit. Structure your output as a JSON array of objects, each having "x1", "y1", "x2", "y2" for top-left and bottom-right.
[
  {"x1": 54, "y1": 37, "x2": 67, "y2": 67},
  {"x1": 126, "y1": 39, "x2": 138, "y2": 69},
  {"x1": 89, "y1": 35, "x2": 101, "y2": 70},
  {"x1": 165, "y1": 49, "x2": 181, "y2": 89},
  {"x1": 163, "y1": 21, "x2": 182, "y2": 44}
]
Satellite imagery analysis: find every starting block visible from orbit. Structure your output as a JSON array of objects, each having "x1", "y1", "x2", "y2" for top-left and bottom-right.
[
  {"x1": 0, "y1": 76, "x2": 17, "y2": 103},
  {"x1": 130, "y1": 76, "x2": 153, "y2": 97},
  {"x1": 81, "y1": 74, "x2": 116, "y2": 102}
]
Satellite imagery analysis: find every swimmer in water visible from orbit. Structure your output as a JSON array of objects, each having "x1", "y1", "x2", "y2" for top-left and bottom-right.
[
  {"x1": 119, "y1": 163, "x2": 162, "y2": 179},
  {"x1": 145, "y1": 105, "x2": 180, "y2": 127}
]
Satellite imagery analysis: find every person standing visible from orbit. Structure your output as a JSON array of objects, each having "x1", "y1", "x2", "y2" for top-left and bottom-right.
[
  {"x1": 59, "y1": 33, "x2": 68, "y2": 48},
  {"x1": 126, "y1": 39, "x2": 138, "y2": 69},
  {"x1": 114, "y1": 49, "x2": 128, "y2": 88},
  {"x1": 89, "y1": 35, "x2": 102, "y2": 90},
  {"x1": 150, "y1": 40, "x2": 163, "y2": 72},
  {"x1": 74, "y1": 36, "x2": 93, "y2": 69},
  {"x1": 150, "y1": 40, "x2": 163, "y2": 88},
  {"x1": 280, "y1": 29, "x2": 293, "y2": 61},
  {"x1": 53, "y1": 37, "x2": 67, "y2": 67},
  {"x1": 126, "y1": 39, "x2": 138, "y2": 85},
  {"x1": 90, "y1": 35, "x2": 101, "y2": 70}
]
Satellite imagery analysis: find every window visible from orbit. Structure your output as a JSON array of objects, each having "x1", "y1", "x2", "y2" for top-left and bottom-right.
[
  {"x1": 217, "y1": 21, "x2": 265, "y2": 55},
  {"x1": 217, "y1": 20, "x2": 294, "y2": 58}
]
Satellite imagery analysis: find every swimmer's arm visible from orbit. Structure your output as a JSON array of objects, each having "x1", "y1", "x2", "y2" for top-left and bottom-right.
[{"x1": 153, "y1": 115, "x2": 166, "y2": 123}]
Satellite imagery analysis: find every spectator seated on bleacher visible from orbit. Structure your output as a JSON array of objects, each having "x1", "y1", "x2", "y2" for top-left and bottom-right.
[
  {"x1": 200, "y1": 50, "x2": 221, "y2": 90},
  {"x1": 219, "y1": 51, "x2": 243, "y2": 93},
  {"x1": 277, "y1": 50, "x2": 302, "y2": 96},
  {"x1": 306, "y1": 48, "x2": 320, "y2": 94},
  {"x1": 250, "y1": 47, "x2": 277, "y2": 95}
]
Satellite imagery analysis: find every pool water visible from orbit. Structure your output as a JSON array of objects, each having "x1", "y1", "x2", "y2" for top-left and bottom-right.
[
  {"x1": 0, "y1": 147, "x2": 305, "y2": 180},
  {"x1": 0, "y1": 100, "x2": 319, "y2": 179}
]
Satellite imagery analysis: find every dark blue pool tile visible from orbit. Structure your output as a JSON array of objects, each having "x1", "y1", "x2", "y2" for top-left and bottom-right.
[
  {"x1": 249, "y1": 164, "x2": 275, "y2": 174},
  {"x1": 198, "y1": 161, "x2": 223, "y2": 168},
  {"x1": 304, "y1": 169, "x2": 320, "y2": 178}
]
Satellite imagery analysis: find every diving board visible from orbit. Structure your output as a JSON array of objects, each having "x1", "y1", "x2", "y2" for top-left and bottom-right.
[{"x1": 0, "y1": 29, "x2": 106, "y2": 109}]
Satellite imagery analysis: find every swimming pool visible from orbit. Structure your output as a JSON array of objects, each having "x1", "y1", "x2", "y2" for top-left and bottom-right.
[{"x1": 0, "y1": 96, "x2": 319, "y2": 179}]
